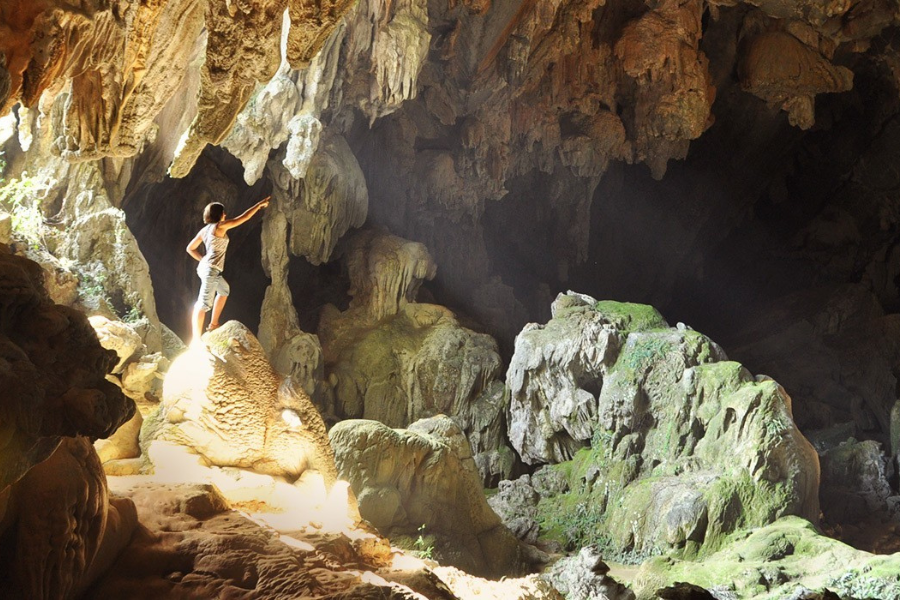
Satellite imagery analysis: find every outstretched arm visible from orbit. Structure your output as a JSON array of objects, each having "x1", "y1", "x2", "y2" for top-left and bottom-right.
[
  {"x1": 219, "y1": 196, "x2": 270, "y2": 231},
  {"x1": 186, "y1": 231, "x2": 204, "y2": 262}
]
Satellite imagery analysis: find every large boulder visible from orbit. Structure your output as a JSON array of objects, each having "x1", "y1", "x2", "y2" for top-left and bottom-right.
[
  {"x1": 330, "y1": 418, "x2": 523, "y2": 578},
  {"x1": 0, "y1": 247, "x2": 137, "y2": 599},
  {"x1": 0, "y1": 246, "x2": 135, "y2": 490},
  {"x1": 141, "y1": 320, "x2": 337, "y2": 484},
  {"x1": 4, "y1": 437, "x2": 138, "y2": 599},
  {"x1": 512, "y1": 292, "x2": 819, "y2": 559},
  {"x1": 320, "y1": 229, "x2": 514, "y2": 484},
  {"x1": 819, "y1": 438, "x2": 900, "y2": 526},
  {"x1": 542, "y1": 546, "x2": 635, "y2": 600}
]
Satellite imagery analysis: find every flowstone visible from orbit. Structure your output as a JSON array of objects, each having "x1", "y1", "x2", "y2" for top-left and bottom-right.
[
  {"x1": 508, "y1": 292, "x2": 819, "y2": 559},
  {"x1": 329, "y1": 418, "x2": 524, "y2": 578},
  {"x1": 141, "y1": 321, "x2": 337, "y2": 484},
  {"x1": 319, "y1": 229, "x2": 515, "y2": 484}
]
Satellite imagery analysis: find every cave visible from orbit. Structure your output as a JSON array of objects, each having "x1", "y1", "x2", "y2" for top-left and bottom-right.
[{"x1": 3, "y1": 0, "x2": 900, "y2": 598}]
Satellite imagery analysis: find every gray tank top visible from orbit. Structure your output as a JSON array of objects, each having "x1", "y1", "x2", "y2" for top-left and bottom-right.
[{"x1": 200, "y1": 223, "x2": 229, "y2": 271}]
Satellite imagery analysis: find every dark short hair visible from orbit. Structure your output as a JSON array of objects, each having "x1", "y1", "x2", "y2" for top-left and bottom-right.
[{"x1": 203, "y1": 202, "x2": 225, "y2": 223}]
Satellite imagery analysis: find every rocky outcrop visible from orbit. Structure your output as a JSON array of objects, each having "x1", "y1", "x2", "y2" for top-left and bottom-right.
[
  {"x1": 819, "y1": 438, "x2": 900, "y2": 526},
  {"x1": 542, "y1": 546, "x2": 635, "y2": 600},
  {"x1": 88, "y1": 482, "x2": 398, "y2": 599},
  {"x1": 330, "y1": 418, "x2": 523, "y2": 578},
  {"x1": 318, "y1": 229, "x2": 514, "y2": 482},
  {"x1": 730, "y1": 285, "x2": 900, "y2": 436},
  {"x1": 5, "y1": 437, "x2": 138, "y2": 599},
  {"x1": 508, "y1": 292, "x2": 669, "y2": 465},
  {"x1": 633, "y1": 516, "x2": 900, "y2": 600},
  {"x1": 510, "y1": 292, "x2": 819, "y2": 559},
  {"x1": 89, "y1": 315, "x2": 169, "y2": 404},
  {"x1": 0, "y1": 246, "x2": 135, "y2": 489},
  {"x1": 142, "y1": 320, "x2": 337, "y2": 484},
  {"x1": 0, "y1": 247, "x2": 137, "y2": 599},
  {"x1": 1, "y1": 124, "x2": 165, "y2": 353}
]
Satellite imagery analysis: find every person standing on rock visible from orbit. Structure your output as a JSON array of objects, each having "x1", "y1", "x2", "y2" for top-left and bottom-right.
[{"x1": 186, "y1": 197, "x2": 269, "y2": 342}]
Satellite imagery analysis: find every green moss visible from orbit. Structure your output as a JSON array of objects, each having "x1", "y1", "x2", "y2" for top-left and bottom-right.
[
  {"x1": 593, "y1": 301, "x2": 668, "y2": 332},
  {"x1": 701, "y1": 471, "x2": 796, "y2": 555},
  {"x1": 631, "y1": 517, "x2": 900, "y2": 600},
  {"x1": 619, "y1": 334, "x2": 675, "y2": 373}
]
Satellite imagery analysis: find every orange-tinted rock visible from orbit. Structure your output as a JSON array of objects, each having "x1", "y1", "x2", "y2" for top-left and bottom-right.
[{"x1": 738, "y1": 30, "x2": 853, "y2": 129}]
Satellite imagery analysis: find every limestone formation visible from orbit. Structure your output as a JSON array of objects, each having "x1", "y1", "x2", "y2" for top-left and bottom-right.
[
  {"x1": 89, "y1": 315, "x2": 144, "y2": 373},
  {"x1": 318, "y1": 229, "x2": 514, "y2": 483},
  {"x1": 343, "y1": 228, "x2": 437, "y2": 321},
  {"x1": 819, "y1": 438, "x2": 900, "y2": 525},
  {"x1": 3, "y1": 436, "x2": 138, "y2": 599},
  {"x1": 487, "y1": 475, "x2": 541, "y2": 545},
  {"x1": 542, "y1": 546, "x2": 635, "y2": 600},
  {"x1": 257, "y1": 134, "x2": 367, "y2": 400},
  {"x1": 223, "y1": 13, "x2": 346, "y2": 185},
  {"x1": 87, "y1": 482, "x2": 405, "y2": 599},
  {"x1": 0, "y1": 0, "x2": 206, "y2": 161},
  {"x1": 512, "y1": 292, "x2": 819, "y2": 558},
  {"x1": 0, "y1": 122, "x2": 165, "y2": 353},
  {"x1": 142, "y1": 320, "x2": 337, "y2": 484},
  {"x1": 507, "y1": 291, "x2": 670, "y2": 465},
  {"x1": 89, "y1": 315, "x2": 169, "y2": 408},
  {"x1": 0, "y1": 246, "x2": 135, "y2": 491},
  {"x1": 329, "y1": 418, "x2": 523, "y2": 578},
  {"x1": 0, "y1": 248, "x2": 137, "y2": 599},
  {"x1": 282, "y1": 132, "x2": 368, "y2": 265},
  {"x1": 0, "y1": 1, "x2": 357, "y2": 176},
  {"x1": 633, "y1": 517, "x2": 900, "y2": 600},
  {"x1": 738, "y1": 31, "x2": 853, "y2": 129},
  {"x1": 614, "y1": 0, "x2": 714, "y2": 179}
]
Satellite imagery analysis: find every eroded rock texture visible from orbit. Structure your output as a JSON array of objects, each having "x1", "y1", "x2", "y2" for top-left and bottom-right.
[
  {"x1": 507, "y1": 292, "x2": 819, "y2": 558},
  {"x1": 0, "y1": 246, "x2": 134, "y2": 490},
  {"x1": 142, "y1": 320, "x2": 337, "y2": 484},
  {"x1": 318, "y1": 228, "x2": 515, "y2": 483},
  {"x1": 0, "y1": 247, "x2": 137, "y2": 599},
  {"x1": 0, "y1": 0, "x2": 357, "y2": 177},
  {"x1": 330, "y1": 418, "x2": 523, "y2": 578}
]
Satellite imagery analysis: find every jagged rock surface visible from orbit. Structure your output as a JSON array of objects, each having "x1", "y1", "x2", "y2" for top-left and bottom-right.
[
  {"x1": 542, "y1": 546, "x2": 636, "y2": 600},
  {"x1": 0, "y1": 246, "x2": 135, "y2": 490},
  {"x1": 330, "y1": 418, "x2": 523, "y2": 578},
  {"x1": 633, "y1": 517, "x2": 900, "y2": 600},
  {"x1": 0, "y1": 0, "x2": 357, "y2": 177},
  {"x1": 141, "y1": 320, "x2": 337, "y2": 484},
  {"x1": 512, "y1": 292, "x2": 819, "y2": 558},
  {"x1": 0, "y1": 247, "x2": 137, "y2": 599},
  {"x1": 318, "y1": 229, "x2": 514, "y2": 482},
  {"x1": 819, "y1": 438, "x2": 900, "y2": 526}
]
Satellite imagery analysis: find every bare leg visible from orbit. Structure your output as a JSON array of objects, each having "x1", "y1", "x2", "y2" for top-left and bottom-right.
[
  {"x1": 209, "y1": 295, "x2": 227, "y2": 330},
  {"x1": 192, "y1": 305, "x2": 207, "y2": 342}
]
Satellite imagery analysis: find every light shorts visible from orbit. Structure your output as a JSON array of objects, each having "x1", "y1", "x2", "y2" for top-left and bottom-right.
[{"x1": 195, "y1": 264, "x2": 230, "y2": 311}]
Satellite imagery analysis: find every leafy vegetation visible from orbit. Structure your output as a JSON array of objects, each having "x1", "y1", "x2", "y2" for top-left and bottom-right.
[
  {"x1": 413, "y1": 524, "x2": 435, "y2": 560},
  {"x1": 0, "y1": 152, "x2": 45, "y2": 249}
]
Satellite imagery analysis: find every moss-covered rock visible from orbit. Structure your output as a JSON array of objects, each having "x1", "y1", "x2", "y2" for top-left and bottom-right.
[
  {"x1": 510, "y1": 291, "x2": 819, "y2": 560},
  {"x1": 631, "y1": 517, "x2": 900, "y2": 600}
]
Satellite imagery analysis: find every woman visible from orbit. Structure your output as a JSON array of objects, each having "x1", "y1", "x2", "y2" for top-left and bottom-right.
[{"x1": 186, "y1": 196, "x2": 269, "y2": 342}]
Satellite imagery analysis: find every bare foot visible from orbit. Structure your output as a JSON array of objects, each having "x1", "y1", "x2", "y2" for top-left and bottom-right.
[{"x1": 206, "y1": 322, "x2": 221, "y2": 332}]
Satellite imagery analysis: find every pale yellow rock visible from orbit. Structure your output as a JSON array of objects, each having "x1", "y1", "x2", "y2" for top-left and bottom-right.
[{"x1": 142, "y1": 320, "x2": 337, "y2": 484}]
